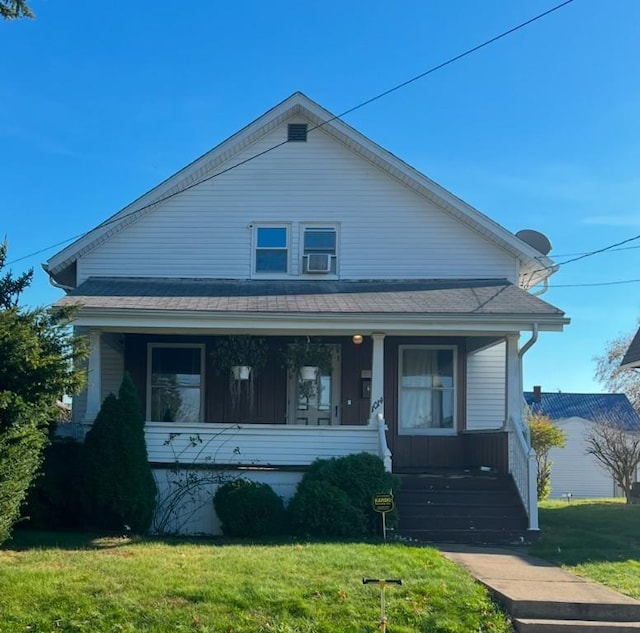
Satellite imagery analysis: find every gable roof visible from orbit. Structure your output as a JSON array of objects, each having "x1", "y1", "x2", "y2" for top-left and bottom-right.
[
  {"x1": 621, "y1": 327, "x2": 640, "y2": 369},
  {"x1": 44, "y1": 92, "x2": 556, "y2": 288},
  {"x1": 524, "y1": 391, "x2": 640, "y2": 431}
]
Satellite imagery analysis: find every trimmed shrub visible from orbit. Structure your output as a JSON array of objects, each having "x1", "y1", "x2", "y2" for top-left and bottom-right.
[
  {"x1": 287, "y1": 481, "x2": 366, "y2": 537},
  {"x1": 22, "y1": 438, "x2": 84, "y2": 529},
  {"x1": 288, "y1": 453, "x2": 398, "y2": 537},
  {"x1": 214, "y1": 478, "x2": 286, "y2": 538},
  {"x1": 82, "y1": 373, "x2": 157, "y2": 532}
]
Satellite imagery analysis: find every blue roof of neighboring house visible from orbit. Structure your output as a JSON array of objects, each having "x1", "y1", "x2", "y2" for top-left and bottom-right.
[{"x1": 523, "y1": 392, "x2": 640, "y2": 431}]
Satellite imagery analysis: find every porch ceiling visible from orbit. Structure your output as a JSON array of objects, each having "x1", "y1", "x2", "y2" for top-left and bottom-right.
[{"x1": 58, "y1": 277, "x2": 568, "y2": 333}]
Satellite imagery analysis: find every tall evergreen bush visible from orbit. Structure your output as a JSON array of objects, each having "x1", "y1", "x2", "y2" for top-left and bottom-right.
[{"x1": 83, "y1": 373, "x2": 157, "y2": 532}]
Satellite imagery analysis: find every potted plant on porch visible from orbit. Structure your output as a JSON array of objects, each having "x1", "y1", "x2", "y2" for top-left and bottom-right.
[
  {"x1": 284, "y1": 337, "x2": 334, "y2": 382},
  {"x1": 213, "y1": 336, "x2": 268, "y2": 407}
]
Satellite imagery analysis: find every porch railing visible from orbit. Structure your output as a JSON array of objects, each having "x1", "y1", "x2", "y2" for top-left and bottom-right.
[
  {"x1": 376, "y1": 413, "x2": 392, "y2": 472},
  {"x1": 506, "y1": 415, "x2": 539, "y2": 531}
]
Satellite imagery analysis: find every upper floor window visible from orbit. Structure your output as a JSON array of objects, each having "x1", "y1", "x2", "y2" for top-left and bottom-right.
[
  {"x1": 303, "y1": 226, "x2": 337, "y2": 274},
  {"x1": 255, "y1": 226, "x2": 288, "y2": 274}
]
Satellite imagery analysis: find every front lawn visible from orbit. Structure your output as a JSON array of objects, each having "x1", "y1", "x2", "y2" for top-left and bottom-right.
[
  {"x1": 0, "y1": 531, "x2": 511, "y2": 633},
  {"x1": 531, "y1": 499, "x2": 640, "y2": 599}
]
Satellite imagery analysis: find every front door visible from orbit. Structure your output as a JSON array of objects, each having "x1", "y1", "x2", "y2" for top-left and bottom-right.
[{"x1": 287, "y1": 345, "x2": 341, "y2": 425}]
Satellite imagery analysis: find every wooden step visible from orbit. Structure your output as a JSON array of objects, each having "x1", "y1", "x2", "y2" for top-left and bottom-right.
[{"x1": 514, "y1": 619, "x2": 640, "y2": 632}]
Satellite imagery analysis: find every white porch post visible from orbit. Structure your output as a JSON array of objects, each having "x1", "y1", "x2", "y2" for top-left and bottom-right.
[
  {"x1": 370, "y1": 332, "x2": 391, "y2": 472},
  {"x1": 84, "y1": 329, "x2": 102, "y2": 422},
  {"x1": 505, "y1": 335, "x2": 522, "y2": 430},
  {"x1": 370, "y1": 332, "x2": 386, "y2": 424}
]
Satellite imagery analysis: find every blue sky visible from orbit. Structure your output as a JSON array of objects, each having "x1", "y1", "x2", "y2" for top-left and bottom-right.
[{"x1": 2, "y1": 0, "x2": 639, "y2": 394}]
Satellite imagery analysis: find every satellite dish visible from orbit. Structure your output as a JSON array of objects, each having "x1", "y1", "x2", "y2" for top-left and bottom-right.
[{"x1": 516, "y1": 229, "x2": 552, "y2": 256}]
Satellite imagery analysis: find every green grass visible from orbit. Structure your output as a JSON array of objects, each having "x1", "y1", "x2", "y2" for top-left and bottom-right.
[
  {"x1": 531, "y1": 498, "x2": 640, "y2": 599},
  {"x1": 0, "y1": 531, "x2": 511, "y2": 633}
]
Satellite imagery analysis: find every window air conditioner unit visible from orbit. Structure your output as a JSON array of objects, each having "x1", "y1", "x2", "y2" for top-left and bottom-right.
[{"x1": 304, "y1": 253, "x2": 332, "y2": 273}]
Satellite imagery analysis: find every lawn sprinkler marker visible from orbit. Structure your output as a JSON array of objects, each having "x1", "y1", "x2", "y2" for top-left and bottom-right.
[{"x1": 362, "y1": 578, "x2": 402, "y2": 632}]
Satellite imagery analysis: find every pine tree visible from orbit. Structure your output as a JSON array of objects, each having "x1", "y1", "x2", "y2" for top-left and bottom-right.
[
  {"x1": 83, "y1": 373, "x2": 157, "y2": 532},
  {"x1": 0, "y1": 241, "x2": 85, "y2": 544}
]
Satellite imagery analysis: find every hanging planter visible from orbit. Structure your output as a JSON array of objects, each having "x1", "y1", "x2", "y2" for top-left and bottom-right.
[
  {"x1": 212, "y1": 336, "x2": 268, "y2": 410},
  {"x1": 231, "y1": 365, "x2": 252, "y2": 381},
  {"x1": 299, "y1": 365, "x2": 318, "y2": 381},
  {"x1": 284, "y1": 338, "x2": 334, "y2": 378}
]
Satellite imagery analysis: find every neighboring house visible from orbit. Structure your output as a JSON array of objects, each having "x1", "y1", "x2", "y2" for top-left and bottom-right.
[
  {"x1": 44, "y1": 92, "x2": 568, "y2": 535},
  {"x1": 524, "y1": 390, "x2": 640, "y2": 498},
  {"x1": 621, "y1": 328, "x2": 640, "y2": 369}
]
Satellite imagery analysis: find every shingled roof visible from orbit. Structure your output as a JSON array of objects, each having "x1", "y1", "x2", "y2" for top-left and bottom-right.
[
  {"x1": 524, "y1": 391, "x2": 640, "y2": 431},
  {"x1": 57, "y1": 277, "x2": 566, "y2": 317},
  {"x1": 621, "y1": 327, "x2": 640, "y2": 369}
]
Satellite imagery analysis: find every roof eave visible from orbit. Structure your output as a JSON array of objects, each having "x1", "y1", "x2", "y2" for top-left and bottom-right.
[{"x1": 66, "y1": 305, "x2": 569, "y2": 333}]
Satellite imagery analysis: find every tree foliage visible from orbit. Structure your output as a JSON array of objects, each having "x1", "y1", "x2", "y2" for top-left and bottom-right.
[
  {"x1": 586, "y1": 420, "x2": 640, "y2": 503},
  {"x1": 528, "y1": 414, "x2": 566, "y2": 499},
  {"x1": 82, "y1": 373, "x2": 157, "y2": 532},
  {"x1": 0, "y1": 241, "x2": 86, "y2": 544},
  {"x1": 0, "y1": 0, "x2": 33, "y2": 19},
  {"x1": 594, "y1": 325, "x2": 640, "y2": 411}
]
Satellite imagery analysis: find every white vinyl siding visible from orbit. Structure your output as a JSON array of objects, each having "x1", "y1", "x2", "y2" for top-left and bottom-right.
[
  {"x1": 146, "y1": 423, "x2": 379, "y2": 466},
  {"x1": 78, "y1": 119, "x2": 516, "y2": 283},
  {"x1": 101, "y1": 333, "x2": 124, "y2": 400},
  {"x1": 547, "y1": 418, "x2": 621, "y2": 499},
  {"x1": 466, "y1": 342, "x2": 506, "y2": 430}
]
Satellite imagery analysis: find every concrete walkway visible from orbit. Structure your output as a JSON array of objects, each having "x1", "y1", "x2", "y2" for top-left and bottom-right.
[{"x1": 439, "y1": 545, "x2": 640, "y2": 632}]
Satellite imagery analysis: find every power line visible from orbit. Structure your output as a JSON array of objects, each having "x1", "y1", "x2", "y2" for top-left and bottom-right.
[
  {"x1": 521, "y1": 233, "x2": 640, "y2": 289},
  {"x1": 551, "y1": 244, "x2": 640, "y2": 258},
  {"x1": 7, "y1": 0, "x2": 577, "y2": 268},
  {"x1": 551, "y1": 278, "x2": 640, "y2": 288}
]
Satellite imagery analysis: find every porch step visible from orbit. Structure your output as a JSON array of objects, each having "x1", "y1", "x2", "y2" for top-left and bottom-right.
[
  {"x1": 395, "y1": 470, "x2": 528, "y2": 545},
  {"x1": 398, "y1": 528, "x2": 530, "y2": 545},
  {"x1": 514, "y1": 619, "x2": 640, "y2": 632}
]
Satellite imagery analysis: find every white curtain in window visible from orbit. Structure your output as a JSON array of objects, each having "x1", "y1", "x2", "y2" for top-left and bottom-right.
[{"x1": 399, "y1": 348, "x2": 454, "y2": 430}]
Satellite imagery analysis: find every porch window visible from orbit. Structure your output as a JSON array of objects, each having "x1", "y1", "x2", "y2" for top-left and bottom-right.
[
  {"x1": 398, "y1": 346, "x2": 456, "y2": 434},
  {"x1": 148, "y1": 345, "x2": 204, "y2": 423},
  {"x1": 254, "y1": 226, "x2": 289, "y2": 274}
]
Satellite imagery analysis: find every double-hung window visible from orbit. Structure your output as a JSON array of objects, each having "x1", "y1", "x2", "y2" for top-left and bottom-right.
[
  {"x1": 398, "y1": 346, "x2": 456, "y2": 434},
  {"x1": 255, "y1": 226, "x2": 289, "y2": 274},
  {"x1": 302, "y1": 226, "x2": 337, "y2": 274},
  {"x1": 148, "y1": 344, "x2": 204, "y2": 423}
]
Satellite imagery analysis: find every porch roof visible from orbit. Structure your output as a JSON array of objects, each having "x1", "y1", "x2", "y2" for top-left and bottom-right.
[{"x1": 59, "y1": 277, "x2": 565, "y2": 318}]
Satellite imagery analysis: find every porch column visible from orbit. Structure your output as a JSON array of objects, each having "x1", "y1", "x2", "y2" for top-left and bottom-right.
[
  {"x1": 505, "y1": 335, "x2": 522, "y2": 429},
  {"x1": 370, "y1": 332, "x2": 386, "y2": 424},
  {"x1": 84, "y1": 329, "x2": 102, "y2": 422}
]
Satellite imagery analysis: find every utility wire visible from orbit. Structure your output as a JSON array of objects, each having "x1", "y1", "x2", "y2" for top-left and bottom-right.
[
  {"x1": 550, "y1": 278, "x2": 640, "y2": 288},
  {"x1": 523, "y1": 232, "x2": 640, "y2": 287},
  {"x1": 6, "y1": 0, "x2": 577, "y2": 268}
]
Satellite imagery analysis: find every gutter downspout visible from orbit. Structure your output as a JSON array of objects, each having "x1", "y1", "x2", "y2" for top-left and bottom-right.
[
  {"x1": 518, "y1": 323, "x2": 539, "y2": 358},
  {"x1": 517, "y1": 323, "x2": 540, "y2": 532}
]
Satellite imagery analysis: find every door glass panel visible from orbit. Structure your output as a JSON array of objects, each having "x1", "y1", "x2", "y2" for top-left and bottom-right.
[{"x1": 288, "y1": 345, "x2": 340, "y2": 425}]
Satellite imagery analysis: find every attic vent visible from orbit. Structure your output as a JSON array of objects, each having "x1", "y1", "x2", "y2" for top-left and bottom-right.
[{"x1": 288, "y1": 123, "x2": 308, "y2": 142}]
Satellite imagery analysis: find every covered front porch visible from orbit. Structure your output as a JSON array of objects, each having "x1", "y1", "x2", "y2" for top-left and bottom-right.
[{"x1": 63, "y1": 277, "x2": 569, "y2": 533}]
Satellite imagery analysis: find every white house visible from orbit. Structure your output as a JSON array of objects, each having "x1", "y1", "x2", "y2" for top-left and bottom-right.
[
  {"x1": 45, "y1": 93, "x2": 568, "y2": 536},
  {"x1": 524, "y1": 390, "x2": 640, "y2": 499}
]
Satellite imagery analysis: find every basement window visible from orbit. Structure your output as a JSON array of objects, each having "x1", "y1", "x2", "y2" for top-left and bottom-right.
[{"x1": 288, "y1": 123, "x2": 308, "y2": 142}]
